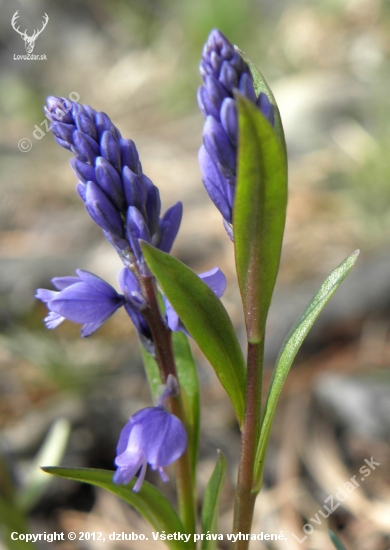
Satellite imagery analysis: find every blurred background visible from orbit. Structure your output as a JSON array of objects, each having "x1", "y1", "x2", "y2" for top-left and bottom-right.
[{"x1": 1, "y1": 0, "x2": 390, "y2": 548}]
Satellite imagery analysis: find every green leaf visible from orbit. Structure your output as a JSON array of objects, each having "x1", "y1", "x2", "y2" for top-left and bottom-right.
[
  {"x1": 141, "y1": 345, "x2": 163, "y2": 403},
  {"x1": 235, "y1": 47, "x2": 287, "y2": 162},
  {"x1": 141, "y1": 242, "x2": 246, "y2": 426},
  {"x1": 329, "y1": 530, "x2": 347, "y2": 550},
  {"x1": 41, "y1": 467, "x2": 187, "y2": 550},
  {"x1": 234, "y1": 95, "x2": 287, "y2": 343},
  {"x1": 201, "y1": 451, "x2": 226, "y2": 550},
  {"x1": 254, "y1": 251, "x2": 359, "y2": 487},
  {"x1": 172, "y1": 331, "x2": 200, "y2": 480}
]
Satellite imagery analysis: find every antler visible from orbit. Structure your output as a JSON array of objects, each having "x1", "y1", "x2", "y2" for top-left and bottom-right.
[
  {"x1": 30, "y1": 13, "x2": 49, "y2": 40},
  {"x1": 11, "y1": 11, "x2": 27, "y2": 38}
]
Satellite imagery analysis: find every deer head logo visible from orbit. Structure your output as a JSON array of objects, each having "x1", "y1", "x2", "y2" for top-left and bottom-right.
[{"x1": 11, "y1": 11, "x2": 49, "y2": 54}]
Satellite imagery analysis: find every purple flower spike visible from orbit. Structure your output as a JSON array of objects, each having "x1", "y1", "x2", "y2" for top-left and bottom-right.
[
  {"x1": 46, "y1": 96, "x2": 183, "y2": 265},
  {"x1": 113, "y1": 402, "x2": 187, "y2": 491},
  {"x1": 198, "y1": 29, "x2": 276, "y2": 237},
  {"x1": 36, "y1": 270, "x2": 126, "y2": 337}
]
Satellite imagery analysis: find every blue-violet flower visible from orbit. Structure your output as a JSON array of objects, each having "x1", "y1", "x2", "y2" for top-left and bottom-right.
[
  {"x1": 36, "y1": 266, "x2": 226, "y2": 345},
  {"x1": 113, "y1": 377, "x2": 187, "y2": 491},
  {"x1": 36, "y1": 269, "x2": 125, "y2": 337}
]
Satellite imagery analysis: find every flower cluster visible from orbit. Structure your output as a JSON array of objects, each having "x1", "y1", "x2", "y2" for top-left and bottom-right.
[
  {"x1": 45, "y1": 96, "x2": 182, "y2": 267},
  {"x1": 197, "y1": 29, "x2": 275, "y2": 238},
  {"x1": 113, "y1": 376, "x2": 187, "y2": 492},
  {"x1": 37, "y1": 97, "x2": 227, "y2": 349}
]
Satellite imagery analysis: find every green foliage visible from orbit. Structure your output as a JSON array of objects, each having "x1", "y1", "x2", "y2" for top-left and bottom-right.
[
  {"x1": 42, "y1": 467, "x2": 187, "y2": 550},
  {"x1": 172, "y1": 332, "x2": 200, "y2": 480},
  {"x1": 234, "y1": 95, "x2": 287, "y2": 343},
  {"x1": 141, "y1": 242, "x2": 246, "y2": 426},
  {"x1": 201, "y1": 451, "x2": 226, "y2": 550},
  {"x1": 254, "y1": 250, "x2": 359, "y2": 488}
]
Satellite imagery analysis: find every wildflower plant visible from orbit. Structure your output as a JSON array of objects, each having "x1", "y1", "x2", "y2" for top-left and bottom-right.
[{"x1": 38, "y1": 29, "x2": 358, "y2": 550}]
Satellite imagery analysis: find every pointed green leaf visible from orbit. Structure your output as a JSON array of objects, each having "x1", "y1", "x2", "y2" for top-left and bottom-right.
[
  {"x1": 41, "y1": 467, "x2": 187, "y2": 550},
  {"x1": 254, "y1": 251, "x2": 359, "y2": 487},
  {"x1": 172, "y1": 331, "x2": 200, "y2": 479},
  {"x1": 234, "y1": 95, "x2": 287, "y2": 343},
  {"x1": 141, "y1": 242, "x2": 246, "y2": 426},
  {"x1": 201, "y1": 451, "x2": 226, "y2": 550},
  {"x1": 235, "y1": 47, "x2": 287, "y2": 161},
  {"x1": 329, "y1": 530, "x2": 347, "y2": 550}
]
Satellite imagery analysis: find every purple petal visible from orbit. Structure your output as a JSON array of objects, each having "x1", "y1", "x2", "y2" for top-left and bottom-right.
[
  {"x1": 164, "y1": 299, "x2": 180, "y2": 332},
  {"x1": 199, "y1": 267, "x2": 226, "y2": 297},
  {"x1": 71, "y1": 158, "x2": 97, "y2": 184},
  {"x1": 75, "y1": 269, "x2": 122, "y2": 297},
  {"x1": 122, "y1": 167, "x2": 147, "y2": 213},
  {"x1": 120, "y1": 139, "x2": 141, "y2": 174},
  {"x1": 95, "y1": 112, "x2": 121, "y2": 141},
  {"x1": 51, "y1": 276, "x2": 81, "y2": 290},
  {"x1": 77, "y1": 182, "x2": 87, "y2": 202},
  {"x1": 158, "y1": 202, "x2": 183, "y2": 253},
  {"x1": 51, "y1": 122, "x2": 75, "y2": 145},
  {"x1": 73, "y1": 130, "x2": 100, "y2": 164},
  {"x1": 257, "y1": 92, "x2": 275, "y2": 126},
  {"x1": 53, "y1": 136, "x2": 72, "y2": 151},
  {"x1": 101, "y1": 131, "x2": 121, "y2": 173},
  {"x1": 238, "y1": 73, "x2": 256, "y2": 102},
  {"x1": 80, "y1": 320, "x2": 108, "y2": 337},
  {"x1": 48, "y1": 282, "x2": 124, "y2": 324},
  {"x1": 142, "y1": 408, "x2": 187, "y2": 468},
  {"x1": 45, "y1": 96, "x2": 74, "y2": 124},
  {"x1": 126, "y1": 206, "x2": 151, "y2": 260},
  {"x1": 219, "y1": 61, "x2": 238, "y2": 91},
  {"x1": 198, "y1": 145, "x2": 232, "y2": 223},
  {"x1": 36, "y1": 288, "x2": 58, "y2": 302},
  {"x1": 143, "y1": 176, "x2": 161, "y2": 237},
  {"x1": 96, "y1": 157, "x2": 125, "y2": 211},
  {"x1": 220, "y1": 98, "x2": 238, "y2": 146},
  {"x1": 197, "y1": 86, "x2": 220, "y2": 121},
  {"x1": 204, "y1": 75, "x2": 227, "y2": 114},
  {"x1": 203, "y1": 116, "x2": 236, "y2": 175},
  {"x1": 73, "y1": 104, "x2": 97, "y2": 141},
  {"x1": 85, "y1": 181, "x2": 124, "y2": 237}
]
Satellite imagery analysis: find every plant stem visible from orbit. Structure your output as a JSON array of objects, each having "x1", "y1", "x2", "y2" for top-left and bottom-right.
[
  {"x1": 231, "y1": 340, "x2": 264, "y2": 550},
  {"x1": 140, "y1": 273, "x2": 196, "y2": 542}
]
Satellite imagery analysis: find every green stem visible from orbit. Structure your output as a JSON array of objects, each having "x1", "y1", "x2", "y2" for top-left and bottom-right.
[
  {"x1": 231, "y1": 340, "x2": 264, "y2": 550},
  {"x1": 139, "y1": 273, "x2": 196, "y2": 542}
]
